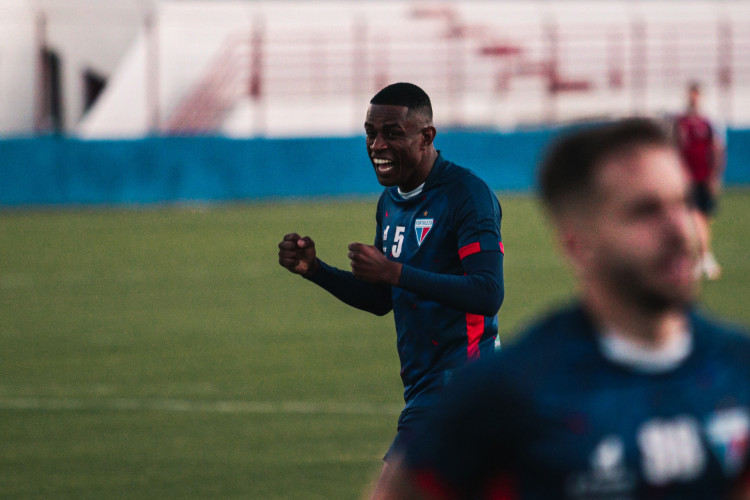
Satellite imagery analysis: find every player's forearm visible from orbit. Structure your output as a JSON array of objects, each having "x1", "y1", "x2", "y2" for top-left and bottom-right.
[
  {"x1": 305, "y1": 259, "x2": 392, "y2": 315},
  {"x1": 397, "y1": 252, "x2": 504, "y2": 316}
]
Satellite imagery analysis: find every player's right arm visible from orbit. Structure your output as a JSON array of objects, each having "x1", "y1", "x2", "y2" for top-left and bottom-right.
[{"x1": 278, "y1": 233, "x2": 392, "y2": 316}]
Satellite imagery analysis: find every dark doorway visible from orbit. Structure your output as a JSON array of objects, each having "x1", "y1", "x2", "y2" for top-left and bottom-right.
[
  {"x1": 83, "y1": 68, "x2": 107, "y2": 114},
  {"x1": 37, "y1": 48, "x2": 63, "y2": 133}
]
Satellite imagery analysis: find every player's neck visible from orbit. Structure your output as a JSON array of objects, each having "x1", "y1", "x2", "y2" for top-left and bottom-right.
[
  {"x1": 404, "y1": 148, "x2": 438, "y2": 191},
  {"x1": 422, "y1": 148, "x2": 439, "y2": 178},
  {"x1": 582, "y1": 287, "x2": 689, "y2": 349}
]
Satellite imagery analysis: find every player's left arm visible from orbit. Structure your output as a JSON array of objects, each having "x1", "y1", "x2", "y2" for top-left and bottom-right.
[
  {"x1": 398, "y1": 250, "x2": 503, "y2": 316},
  {"x1": 400, "y1": 180, "x2": 504, "y2": 316}
]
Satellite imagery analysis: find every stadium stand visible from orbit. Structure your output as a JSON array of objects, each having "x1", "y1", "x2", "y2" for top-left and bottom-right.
[{"x1": 2, "y1": 0, "x2": 748, "y2": 138}]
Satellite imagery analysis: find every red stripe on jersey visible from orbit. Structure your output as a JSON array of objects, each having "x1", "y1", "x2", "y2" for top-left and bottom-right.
[
  {"x1": 458, "y1": 241, "x2": 481, "y2": 259},
  {"x1": 466, "y1": 313, "x2": 484, "y2": 361},
  {"x1": 459, "y1": 241, "x2": 504, "y2": 258}
]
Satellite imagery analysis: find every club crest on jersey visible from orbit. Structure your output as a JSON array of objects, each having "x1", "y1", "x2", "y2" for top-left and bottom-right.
[
  {"x1": 415, "y1": 219, "x2": 434, "y2": 246},
  {"x1": 706, "y1": 407, "x2": 750, "y2": 476}
]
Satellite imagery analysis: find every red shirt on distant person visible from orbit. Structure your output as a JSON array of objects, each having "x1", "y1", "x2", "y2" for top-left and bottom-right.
[{"x1": 674, "y1": 113, "x2": 715, "y2": 183}]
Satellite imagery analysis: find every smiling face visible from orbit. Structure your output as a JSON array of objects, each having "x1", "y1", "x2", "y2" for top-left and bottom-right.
[
  {"x1": 574, "y1": 145, "x2": 700, "y2": 312},
  {"x1": 364, "y1": 104, "x2": 436, "y2": 191}
]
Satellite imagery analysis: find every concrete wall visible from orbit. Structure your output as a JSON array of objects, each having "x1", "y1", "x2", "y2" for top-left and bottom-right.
[{"x1": 0, "y1": 0, "x2": 36, "y2": 134}]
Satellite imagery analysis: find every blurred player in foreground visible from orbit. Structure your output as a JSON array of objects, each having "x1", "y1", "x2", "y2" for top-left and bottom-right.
[
  {"x1": 375, "y1": 119, "x2": 750, "y2": 499},
  {"x1": 277, "y1": 83, "x2": 504, "y2": 493},
  {"x1": 674, "y1": 82, "x2": 726, "y2": 279}
]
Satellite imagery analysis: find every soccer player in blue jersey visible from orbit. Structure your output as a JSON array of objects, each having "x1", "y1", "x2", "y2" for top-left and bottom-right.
[
  {"x1": 277, "y1": 83, "x2": 504, "y2": 491},
  {"x1": 376, "y1": 118, "x2": 750, "y2": 499}
]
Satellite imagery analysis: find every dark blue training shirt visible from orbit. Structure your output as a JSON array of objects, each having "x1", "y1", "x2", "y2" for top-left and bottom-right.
[
  {"x1": 375, "y1": 154, "x2": 504, "y2": 408},
  {"x1": 308, "y1": 153, "x2": 504, "y2": 410},
  {"x1": 406, "y1": 304, "x2": 750, "y2": 499}
]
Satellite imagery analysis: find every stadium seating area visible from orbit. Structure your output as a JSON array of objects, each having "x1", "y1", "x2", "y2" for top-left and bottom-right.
[
  {"x1": 80, "y1": 1, "x2": 750, "y2": 138},
  {"x1": 3, "y1": 0, "x2": 748, "y2": 138}
]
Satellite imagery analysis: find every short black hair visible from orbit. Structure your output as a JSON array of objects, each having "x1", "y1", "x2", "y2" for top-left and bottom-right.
[
  {"x1": 370, "y1": 82, "x2": 433, "y2": 121},
  {"x1": 538, "y1": 118, "x2": 673, "y2": 213}
]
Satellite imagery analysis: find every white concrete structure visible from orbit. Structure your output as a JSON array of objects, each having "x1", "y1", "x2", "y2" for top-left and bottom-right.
[
  {"x1": 0, "y1": 0, "x2": 38, "y2": 134},
  {"x1": 1, "y1": 0, "x2": 749, "y2": 138},
  {"x1": 0, "y1": 0, "x2": 146, "y2": 135}
]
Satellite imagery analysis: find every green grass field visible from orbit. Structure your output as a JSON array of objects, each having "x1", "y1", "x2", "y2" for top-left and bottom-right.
[{"x1": 1, "y1": 190, "x2": 749, "y2": 499}]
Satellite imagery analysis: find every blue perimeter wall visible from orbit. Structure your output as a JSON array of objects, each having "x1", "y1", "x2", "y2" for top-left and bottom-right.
[{"x1": 1, "y1": 128, "x2": 749, "y2": 206}]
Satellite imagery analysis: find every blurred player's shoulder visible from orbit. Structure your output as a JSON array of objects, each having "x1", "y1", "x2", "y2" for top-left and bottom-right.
[
  {"x1": 691, "y1": 309, "x2": 750, "y2": 365},
  {"x1": 507, "y1": 303, "x2": 594, "y2": 352},
  {"x1": 465, "y1": 303, "x2": 598, "y2": 387},
  {"x1": 431, "y1": 156, "x2": 495, "y2": 197}
]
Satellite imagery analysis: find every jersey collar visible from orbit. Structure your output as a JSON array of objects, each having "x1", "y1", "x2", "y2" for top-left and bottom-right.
[
  {"x1": 574, "y1": 303, "x2": 699, "y2": 375},
  {"x1": 597, "y1": 327, "x2": 693, "y2": 374}
]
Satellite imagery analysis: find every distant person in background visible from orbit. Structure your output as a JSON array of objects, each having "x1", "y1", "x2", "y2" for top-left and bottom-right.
[
  {"x1": 674, "y1": 81, "x2": 726, "y2": 280},
  {"x1": 277, "y1": 82, "x2": 504, "y2": 495},
  {"x1": 374, "y1": 118, "x2": 750, "y2": 500}
]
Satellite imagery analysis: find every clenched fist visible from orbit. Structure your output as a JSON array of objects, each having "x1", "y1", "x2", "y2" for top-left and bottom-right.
[{"x1": 278, "y1": 233, "x2": 319, "y2": 278}]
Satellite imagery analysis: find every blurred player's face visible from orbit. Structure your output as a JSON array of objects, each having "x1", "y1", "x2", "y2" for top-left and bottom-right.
[
  {"x1": 365, "y1": 104, "x2": 432, "y2": 191},
  {"x1": 583, "y1": 146, "x2": 700, "y2": 311},
  {"x1": 688, "y1": 88, "x2": 701, "y2": 111}
]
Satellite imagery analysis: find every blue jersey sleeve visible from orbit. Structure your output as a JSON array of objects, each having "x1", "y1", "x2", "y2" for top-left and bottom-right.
[
  {"x1": 396, "y1": 172, "x2": 504, "y2": 316},
  {"x1": 305, "y1": 259, "x2": 392, "y2": 316},
  {"x1": 398, "y1": 250, "x2": 504, "y2": 316},
  {"x1": 453, "y1": 174, "x2": 504, "y2": 257},
  {"x1": 304, "y1": 193, "x2": 393, "y2": 316}
]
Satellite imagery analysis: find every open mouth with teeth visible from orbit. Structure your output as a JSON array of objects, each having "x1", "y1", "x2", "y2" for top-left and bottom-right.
[{"x1": 373, "y1": 158, "x2": 395, "y2": 174}]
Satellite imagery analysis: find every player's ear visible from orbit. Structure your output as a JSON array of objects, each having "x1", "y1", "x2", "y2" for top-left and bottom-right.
[
  {"x1": 558, "y1": 217, "x2": 595, "y2": 269},
  {"x1": 420, "y1": 126, "x2": 436, "y2": 148}
]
